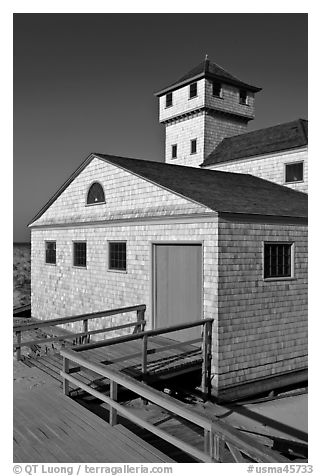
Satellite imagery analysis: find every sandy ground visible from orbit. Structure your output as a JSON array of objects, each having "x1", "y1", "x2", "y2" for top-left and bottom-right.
[
  {"x1": 204, "y1": 394, "x2": 308, "y2": 444},
  {"x1": 13, "y1": 243, "x2": 31, "y2": 308},
  {"x1": 13, "y1": 359, "x2": 57, "y2": 393}
]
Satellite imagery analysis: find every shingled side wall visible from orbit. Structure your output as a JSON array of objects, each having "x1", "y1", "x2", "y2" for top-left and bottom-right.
[
  {"x1": 206, "y1": 148, "x2": 308, "y2": 193},
  {"x1": 216, "y1": 217, "x2": 308, "y2": 392}
]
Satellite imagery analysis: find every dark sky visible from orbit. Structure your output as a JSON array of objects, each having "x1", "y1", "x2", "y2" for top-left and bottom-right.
[{"x1": 13, "y1": 13, "x2": 308, "y2": 242}]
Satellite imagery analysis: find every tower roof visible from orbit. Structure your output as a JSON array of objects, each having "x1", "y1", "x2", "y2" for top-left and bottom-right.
[{"x1": 155, "y1": 58, "x2": 262, "y2": 96}]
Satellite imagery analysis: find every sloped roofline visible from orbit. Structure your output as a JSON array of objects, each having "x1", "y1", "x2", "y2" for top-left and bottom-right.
[
  {"x1": 155, "y1": 60, "x2": 262, "y2": 97},
  {"x1": 28, "y1": 154, "x2": 95, "y2": 227},
  {"x1": 27, "y1": 154, "x2": 212, "y2": 227},
  {"x1": 201, "y1": 118, "x2": 308, "y2": 167},
  {"x1": 28, "y1": 152, "x2": 307, "y2": 228}
]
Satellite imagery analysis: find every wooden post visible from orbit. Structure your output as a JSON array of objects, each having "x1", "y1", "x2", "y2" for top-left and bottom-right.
[
  {"x1": 206, "y1": 320, "x2": 213, "y2": 398},
  {"x1": 83, "y1": 318, "x2": 89, "y2": 344},
  {"x1": 63, "y1": 356, "x2": 69, "y2": 396},
  {"x1": 204, "y1": 429, "x2": 210, "y2": 454},
  {"x1": 201, "y1": 320, "x2": 212, "y2": 399},
  {"x1": 141, "y1": 334, "x2": 148, "y2": 405},
  {"x1": 16, "y1": 331, "x2": 21, "y2": 361},
  {"x1": 211, "y1": 434, "x2": 223, "y2": 462},
  {"x1": 209, "y1": 429, "x2": 224, "y2": 462},
  {"x1": 142, "y1": 334, "x2": 148, "y2": 378},
  {"x1": 136, "y1": 307, "x2": 146, "y2": 333},
  {"x1": 109, "y1": 380, "x2": 118, "y2": 426}
]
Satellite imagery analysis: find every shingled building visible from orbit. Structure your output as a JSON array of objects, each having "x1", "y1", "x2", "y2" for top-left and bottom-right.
[{"x1": 29, "y1": 59, "x2": 308, "y2": 399}]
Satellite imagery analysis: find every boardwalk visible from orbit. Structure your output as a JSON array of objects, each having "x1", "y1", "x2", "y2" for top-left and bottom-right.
[
  {"x1": 13, "y1": 363, "x2": 174, "y2": 463},
  {"x1": 24, "y1": 335, "x2": 202, "y2": 392},
  {"x1": 13, "y1": 307, "x2": 305, "y2": 463}
]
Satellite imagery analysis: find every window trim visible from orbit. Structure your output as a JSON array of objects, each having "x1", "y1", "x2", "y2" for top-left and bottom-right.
[
  {"x1": 190, "y1": 138, "x2": 197, "y2": 155},
  {"x1": 284, "y1": 161, "x2": 304, "y2": 184},
  {"x1": 108, "y1": 241, "x2": 127, "y2": 273},
  {"x1": 212, "y1": 81, "x2": 223, "y2": 98},
  {"x1": 239, "y1": 88, "x2": 248, "y2": 106},
  {"x1": 165, "y1": 92, "x2": 173, "y2": 108},
  {"x1": 73, "y1": 241, "x2": 87, "y2": 268},
  {"x1": 85, "y1": 181, "x2": 106, "y2": 207},
  {"x1": 262, "y1": 241, "x2": 295, "y2": 281},
  {"x1": 189, "y1": 82, "x2": 198, "y2": 100},
  {"x1": 45, "y1": 240, "x2": 57, "y2": 266},
  {"x1": 171, "y1": 144, "x2": 178, "y2": 159}
]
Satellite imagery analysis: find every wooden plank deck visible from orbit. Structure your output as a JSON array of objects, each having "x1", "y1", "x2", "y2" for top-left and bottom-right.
[
  {"x1": 13, "y1": 373, "x2": 174, "y2": 463},
  {"x1": 78, "y1": 335, "x2": 202, "y2": 377},
  {"x1": 24, "y1": 335, "x2": 203, "y2": 391}
]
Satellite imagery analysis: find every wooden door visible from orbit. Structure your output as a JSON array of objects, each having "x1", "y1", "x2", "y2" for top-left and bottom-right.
[{"x1": 153, "y1": 244, "x2": 202, "y2": 341}]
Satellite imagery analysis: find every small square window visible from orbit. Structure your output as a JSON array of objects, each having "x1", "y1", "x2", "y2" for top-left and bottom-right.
[
  {"x1": 190, "y1": 139, "x2": 197, "y2": 155},
  {"x1": 45, "y1": 241, "x2": 56, "y2": 264},
  {"x1": 109, "y1": 242, "x2": 126, "y2": 271},
  {"x1": 212, "y1": 82, "x2": 222, "y2": 97},
  {"x1": 285, "y1": 162, "x2": 304, "y2": 183},
  {"x1": 264, "y1": 243, "x2": 292, "y2": 279},
  {"x1": 171, "y1": 144, "x2": 177, "y2": 159},
  {"x1": 189, "y1": 82, "x2": 197, "y2": 99},
  {"x1": 73, "y1": 242, "x2": 87, "y2": 267},
  {"x1": 239, "y1": 89, "x2": 248, "y2": 105},
  {"x1": 166, "y1": 92, "x2": 173, "y2": 108}
]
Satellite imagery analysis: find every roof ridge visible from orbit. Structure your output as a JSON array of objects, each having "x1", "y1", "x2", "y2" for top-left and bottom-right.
[{"x1": 220, "y1": 118, "x2": 309, "y2": 142}]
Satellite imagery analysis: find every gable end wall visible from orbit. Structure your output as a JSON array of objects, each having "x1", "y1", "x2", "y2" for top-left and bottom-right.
[{"x1": 31, "y1": 157, "x2": 211, "y2": 227}]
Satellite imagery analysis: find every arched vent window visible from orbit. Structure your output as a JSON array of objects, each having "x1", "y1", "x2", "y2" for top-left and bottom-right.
[{"x1": 87, "y1": 182, "x2": 105, "y2": 205}]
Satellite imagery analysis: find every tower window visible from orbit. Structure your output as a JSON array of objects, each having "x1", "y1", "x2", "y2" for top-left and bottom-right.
[
  {"x1": 264, "y1": 243, "x2": 293, "y2": 279},
  {"x1": 45, "y1": 241, "x2": 56, "y2": 265},
  {"x1": 189, "y1": 82, "x2": 197, "y2": 99},
  {"x1": 165, "y1": 92, "x2": 173, "y2": 108},
  {"x1": 239, "y1": 89, "x2": 248, "y2": 105},
  {"x1": 212, "y1": 82, "x2": 222, "y2": 98},
  {"x1": 285, "y1": 162, "x2": 304, "y2": 183},
  {"x1": 171, "y1": 144, "x2": 177, "y2": 159},
  {"x1": 73, "y1": 242, "x2": 87, "y2": 267},
  {"x1": 109, "y1": 242, "x2": 127, "y2": 271},
  {"x1": 87, "y1": 182, "x2": 105, "y2": 205},
  {"x1": 190, "y1": 139, "x2": 197, "y2": 155}
]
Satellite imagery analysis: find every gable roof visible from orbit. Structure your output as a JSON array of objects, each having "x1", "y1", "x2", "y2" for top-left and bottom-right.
[
  {"x1": 29, "y1": 154, "x2": 308, "y2": 226},
  {"x1": 155, "y1": 59, "x2": 261, "y2": 96},
  {"x1": 202, "y1": 119, "x2": 308, "y2": 167},
  {"x1": 29, "y1": 153, "x2": 307, "y2": 226}
]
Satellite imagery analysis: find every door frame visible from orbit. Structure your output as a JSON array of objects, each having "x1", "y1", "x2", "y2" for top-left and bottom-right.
[{"x1": 150, "y1": 241, "x2": 204, "y2": 330}]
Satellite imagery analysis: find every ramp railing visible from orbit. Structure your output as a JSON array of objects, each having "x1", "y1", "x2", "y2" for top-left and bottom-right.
[
  {"x1": 60, "y1": 346, "x2": 289, "y2": 463},
  {"x1": 13, "y1": 304, "x2": 146, "y2": 361},
  {"x1": 71, "y1": 318, "x2": 213, "y2": 397}
]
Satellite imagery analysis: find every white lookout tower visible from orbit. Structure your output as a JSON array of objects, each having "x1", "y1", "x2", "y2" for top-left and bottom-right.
[{"x1": 155, "y1": 57, "x2": 261, "y2": 167}]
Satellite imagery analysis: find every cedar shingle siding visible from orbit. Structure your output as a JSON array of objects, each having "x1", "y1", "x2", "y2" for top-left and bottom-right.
[{"x1": 30, "y1": 155, "x2": 308, "y2": 397}]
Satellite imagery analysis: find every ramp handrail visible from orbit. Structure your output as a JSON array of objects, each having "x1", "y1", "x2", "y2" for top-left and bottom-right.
[
  {"x1": 13, "y1": 304, "x2": 146, "y2": 361},
  {"x1": 60, "y1": 347, "x2": 289, "y2": 463},
  {"x1": 72, "y1": 317, "x2": 213, "y2": 397}
]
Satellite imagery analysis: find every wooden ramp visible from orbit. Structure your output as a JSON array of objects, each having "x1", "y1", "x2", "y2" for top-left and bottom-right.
[
  {"x1": 24, "y1": 335, "x2": 202, "y2": 389},
  {"x1": 13, "y1": 305, "x2": 291, "y2": 463},
  {"x1": 13, "y1": 378, "x2": 174, "y2": 463},
  {"x1": 14, "y1": 304, "x2": 211, "y2": 395}
]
